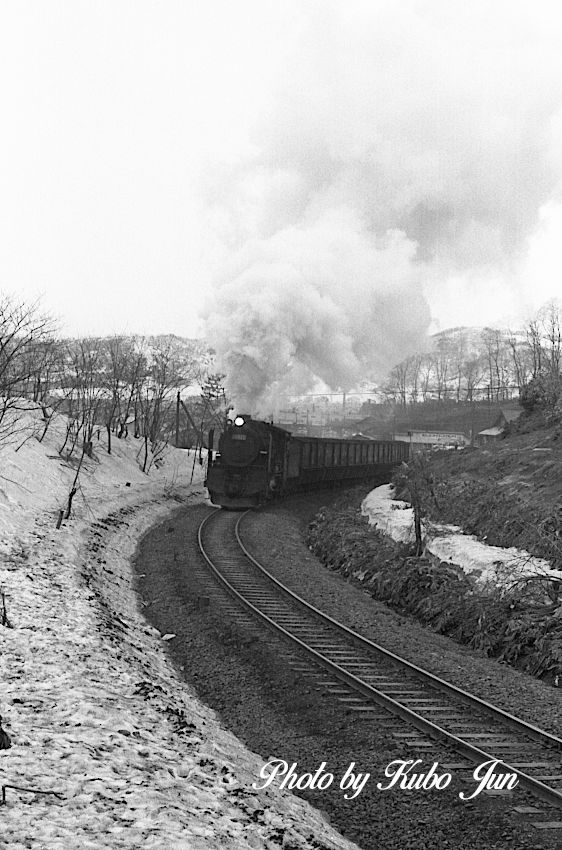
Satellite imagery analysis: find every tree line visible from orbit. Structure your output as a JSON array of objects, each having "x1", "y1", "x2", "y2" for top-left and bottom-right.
[
  {"x1": 0, "y1": 293, "x2": 223, "y2": 471},
  {"x1": 383, "y1": 300, "x2": 562, "y2": 410}
]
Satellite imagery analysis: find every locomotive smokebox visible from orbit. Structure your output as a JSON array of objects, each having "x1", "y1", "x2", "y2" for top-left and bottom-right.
[{"x1": 233, "y1": 413, "x2": 252, "y2": 427}]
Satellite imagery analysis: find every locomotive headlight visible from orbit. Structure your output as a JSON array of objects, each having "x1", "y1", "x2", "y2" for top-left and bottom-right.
[{"x1": 234, "y1": 416, "x2": 245, "y2": 427}]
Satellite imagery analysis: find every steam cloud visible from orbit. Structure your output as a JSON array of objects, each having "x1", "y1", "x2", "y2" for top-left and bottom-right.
[{"x1": 204, "y1": 0, "x2": 562, "y2": 412}]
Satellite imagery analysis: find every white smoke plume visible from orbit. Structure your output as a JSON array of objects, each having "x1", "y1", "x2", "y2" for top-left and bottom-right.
[{"x1": 204, "y1": 0, "x2": 562, "y2": 412}]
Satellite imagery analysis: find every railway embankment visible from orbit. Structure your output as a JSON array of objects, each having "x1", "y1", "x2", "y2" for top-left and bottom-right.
[
  {"x1": 0, "y1": 410, "x2": 358, "y2": 850},
  {"x1": 393, "y1": 417, "x2": 562, "y2": 570},
  {"x1": 307, "y1": 420, "x2": 562, "y2": 685}
]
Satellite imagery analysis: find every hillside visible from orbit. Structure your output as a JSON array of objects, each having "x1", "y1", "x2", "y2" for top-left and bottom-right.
[
  {"x1": 399, "y1": 417, "x2": 562, "y2": 569},
  {"x1": 0, "y1": 410, "x2": 356, "y2": 850}
]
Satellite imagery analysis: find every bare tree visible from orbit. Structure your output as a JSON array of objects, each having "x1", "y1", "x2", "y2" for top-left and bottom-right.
[
  {"x1": 419, "y1": 353, "x2": 434, "y2": 402},
  {"x1": 461, "y1": 356, "x2": 485, "y2": 402},
  {"x1": 101, "y1": 336, "x2": 147, "y2": 453},
  {"x1": 0, "y1": 294, "x2": 57, "y2": 447},
  {"x1": 481, "y1": 327, "x2": 512, "y2": 401},
  {"x1": 448, "y1": 329, "x2": 468, "y2": 402},
  {"x1": 507, "y1": 330, "x2": 532, "y2": 392},
  {"x1": 433, "y1": 337, "x2": 452, "y2": 401},
  {"x1": 407, "y1": 354, "x2": 423, "y2": 403},
  {"x1": 135, "y1": 336, "x2": 199, "y2": 472},
  {"x1": 520, "y1": 300, "x2": 562, "y2": 412},
  {"x1": 540, "y1": 300, "x2": 562, "y2": 378},
  {"x1": 59, "y1": 338, "x2": 106, "y2": 458},
  {"x1": 526, "y1": 317, "x2": 543, "y2": 379},
  {"x1": 384, "y1": 360, "x2": 410, "y2": 405}
]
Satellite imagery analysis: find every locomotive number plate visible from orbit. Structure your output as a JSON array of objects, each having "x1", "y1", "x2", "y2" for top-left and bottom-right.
[{"x1": 232, "y1": 434, "x2": 247, "y2": 440}]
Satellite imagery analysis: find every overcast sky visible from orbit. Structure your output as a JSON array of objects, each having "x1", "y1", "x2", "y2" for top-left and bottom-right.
[{"x1": 2, "y1": 0, "x2": 562, "y2": 343}]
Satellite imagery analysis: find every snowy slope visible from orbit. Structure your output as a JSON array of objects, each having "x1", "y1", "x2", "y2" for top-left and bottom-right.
[{"x1": 0, "y1": 412, "x2": 358, "y2": 850}]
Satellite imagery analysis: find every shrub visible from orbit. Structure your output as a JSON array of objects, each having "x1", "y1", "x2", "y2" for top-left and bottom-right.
[
  {"x1": 307, "y1": 497, "x2": 562, "y2": 683},
  {"x1": 520, "y1": 373, "x2": 561, "y2": 413}
]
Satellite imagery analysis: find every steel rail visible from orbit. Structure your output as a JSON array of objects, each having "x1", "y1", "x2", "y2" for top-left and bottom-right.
[
  {"x1": 197, "y1": 508, "x2": 562, "y2": 810},
  {"x1": 236, "y1": 511, "x2": 562, "y2": 751}
]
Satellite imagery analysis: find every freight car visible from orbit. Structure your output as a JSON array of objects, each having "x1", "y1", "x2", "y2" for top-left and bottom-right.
[{"x1": 205, "y1": 414, "x2": 408, "y2": 509}]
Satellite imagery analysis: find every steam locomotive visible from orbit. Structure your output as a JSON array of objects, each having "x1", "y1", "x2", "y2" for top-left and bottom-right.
[{"x1": 205, "y1": 414, "x2": 409, "y2": 509}]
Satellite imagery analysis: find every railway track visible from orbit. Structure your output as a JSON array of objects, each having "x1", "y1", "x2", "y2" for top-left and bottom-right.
[{"x1": 198, "y1": 507, "x2": 562, "y2": 812}]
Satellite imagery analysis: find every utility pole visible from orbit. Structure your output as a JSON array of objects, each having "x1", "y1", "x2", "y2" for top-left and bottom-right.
[{"x1": 175, "y1": 391, "x2": 180, "y2": 447}]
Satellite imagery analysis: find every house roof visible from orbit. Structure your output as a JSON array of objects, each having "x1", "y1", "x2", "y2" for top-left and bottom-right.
[
  {"x1": 499, "y1": 408, "x2": 521, "y2": 423},
  {"x1": 478, "y1": 426, "x2": 505, "y2": 437}
]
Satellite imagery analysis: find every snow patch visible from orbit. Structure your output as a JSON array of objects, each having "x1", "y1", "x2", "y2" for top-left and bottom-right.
[
  {"x1": 0, "y1": 411, "x2": 357, "y2": 850},
  {"x1": 361, "y1": 484, "x2": 562, "y2": 586}
]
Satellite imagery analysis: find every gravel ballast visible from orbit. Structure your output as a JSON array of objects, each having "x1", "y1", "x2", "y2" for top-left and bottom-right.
[
  {"x1": 134, "y1": 492, "x2": 562, "y2": 850},
  {"x1": 242, "y1": 492, "x2": 562, "y2": 738}
]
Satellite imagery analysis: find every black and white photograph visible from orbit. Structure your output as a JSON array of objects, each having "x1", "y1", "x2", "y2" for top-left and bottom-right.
[{"x1": 2, "y1": 1, "x2": 562, "y2": 847}]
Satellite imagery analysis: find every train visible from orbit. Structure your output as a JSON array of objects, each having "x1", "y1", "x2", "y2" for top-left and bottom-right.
[{"x1": 204, "y1": 414, "x2": 409, "y2": 509}]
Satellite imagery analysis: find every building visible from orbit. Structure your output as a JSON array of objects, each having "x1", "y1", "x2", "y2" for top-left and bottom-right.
[
  {"x1": 394, "y1": 430, "x2": 468, "y2": 452},
  {"x1": 476, "y1": 408, "x2": 521, "y2": 445}
]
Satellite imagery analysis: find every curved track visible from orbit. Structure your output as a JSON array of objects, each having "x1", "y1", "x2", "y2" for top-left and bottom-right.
[{"x1": 198, "y1": 507, "x2": 562, "y2": 810}]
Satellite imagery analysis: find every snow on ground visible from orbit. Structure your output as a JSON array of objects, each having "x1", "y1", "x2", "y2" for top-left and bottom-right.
[
  {"x1": 0, "y1": 411, "x2": 358, "y2": 850},
  {"x1": 362, "y1": 484, "x2": 562, "y2": 587}
]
